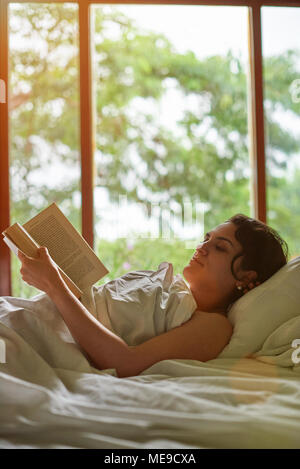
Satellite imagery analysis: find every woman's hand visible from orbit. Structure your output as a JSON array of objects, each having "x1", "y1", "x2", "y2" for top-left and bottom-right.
[{"x1": 18, "y1": 247, "x2": 62, "y2": 295}]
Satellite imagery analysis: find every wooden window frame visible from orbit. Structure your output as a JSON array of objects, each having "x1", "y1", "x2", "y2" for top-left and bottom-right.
[{"x1": 1, "y1": 0, "x2": 300, "y2": 295}]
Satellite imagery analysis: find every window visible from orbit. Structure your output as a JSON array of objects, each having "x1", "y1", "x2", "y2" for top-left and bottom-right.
[
  {"x1": 1, "y1": 1, "x2": 299, "y2": 297},
  {"x1": 262, "y1": 6, "x2": 300, "y2": 258},
  {"x1": 91, "y1": 4, "x2": 250, "y2": 280},
  {"x1": 8, "y1": 2, "x2": 81, "y2": 296}
]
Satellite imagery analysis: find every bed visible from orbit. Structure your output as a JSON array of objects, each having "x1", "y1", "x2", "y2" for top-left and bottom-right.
[{"x1": 0, "y1": 257, "x2": 300, "y2": 449}]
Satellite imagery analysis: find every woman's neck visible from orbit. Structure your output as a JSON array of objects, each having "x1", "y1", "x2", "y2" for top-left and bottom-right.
[{"x1": 191, "y1": 288, "x2": 227, "y2": 315}]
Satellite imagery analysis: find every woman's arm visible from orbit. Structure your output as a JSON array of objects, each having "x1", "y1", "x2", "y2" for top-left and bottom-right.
[
  {"x1": 18, "y1": 247, "x2": 233, "y2": 378},
  {"x1": 18, "y1": 247, "x2": 135, "y2": 374}
]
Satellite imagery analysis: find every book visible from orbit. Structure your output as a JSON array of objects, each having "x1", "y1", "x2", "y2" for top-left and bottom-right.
[{"x1": 2, "y1": 202, "x2": 109, "y2": 299}]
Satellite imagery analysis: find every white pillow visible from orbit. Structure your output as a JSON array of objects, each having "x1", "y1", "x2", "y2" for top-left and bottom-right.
[{"x1": 219, "y1": 256, "x2": 300, "y2": 359}]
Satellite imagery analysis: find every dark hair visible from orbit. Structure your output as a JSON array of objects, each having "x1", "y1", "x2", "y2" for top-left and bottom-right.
[{"x1": 227, "y1": 214, "x2": 289, "y2": 290}]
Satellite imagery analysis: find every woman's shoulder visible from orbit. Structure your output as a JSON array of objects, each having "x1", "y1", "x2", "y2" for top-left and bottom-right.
[{"x1": 170, "y1": 309, "x2": 233, "y2": 361}]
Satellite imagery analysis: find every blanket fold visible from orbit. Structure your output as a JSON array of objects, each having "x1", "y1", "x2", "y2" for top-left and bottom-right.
[{"x1": 82, "y1": 262, "x2": 197, "y2": 345}]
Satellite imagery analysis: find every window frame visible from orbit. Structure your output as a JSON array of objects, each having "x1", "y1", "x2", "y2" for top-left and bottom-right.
[{"x1": 1, "y1": 0, "x2": 300, "y2": 295}]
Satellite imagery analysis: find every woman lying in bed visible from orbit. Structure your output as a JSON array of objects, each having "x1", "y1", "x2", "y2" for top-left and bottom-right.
[{"x1": 17, "y1": 214, "x2": 288, "y2": 378}]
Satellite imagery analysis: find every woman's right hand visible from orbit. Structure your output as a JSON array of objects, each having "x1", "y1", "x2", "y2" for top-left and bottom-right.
[{"x1": 18, "y1": 246, "x2": 62, "y2": 294}]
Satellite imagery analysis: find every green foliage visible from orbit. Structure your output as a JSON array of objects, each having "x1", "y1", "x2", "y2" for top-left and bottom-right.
[
  {"x1": 267, "y1": 169, "x2": 300, "y2": 258},
  {"x1": 94, "y1": 236, "x2": 195, "y2": 287},
  {"x1": 9, "y1": 3, "x2": 81, "y2": 225},
  {"x1": 7, "y1": 4, "x2": 300, "y2": 297}
]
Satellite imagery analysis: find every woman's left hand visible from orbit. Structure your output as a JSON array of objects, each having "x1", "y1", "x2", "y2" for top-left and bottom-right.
[{"x1": 18, "y1": 247, "x2": 62, "y2": 294}]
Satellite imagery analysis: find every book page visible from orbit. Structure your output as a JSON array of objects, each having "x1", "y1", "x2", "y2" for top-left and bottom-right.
[
  {"x1": 2, "y1": 224, "x2": 82, "y2": 299},
  {"x1": 23, "y1": 203, "x2": 109, "y2": 290},
  {"x1": 4, "y1": 223, "x2": 39, "y2": 258},
  {"x1": 3, "y1": 236, "x2": 22, "y2": 257}
]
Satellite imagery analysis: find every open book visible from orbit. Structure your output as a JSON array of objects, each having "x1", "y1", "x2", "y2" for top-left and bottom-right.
[{"x1": 2, "y1": 202, "x2": 109, "y2": 299}]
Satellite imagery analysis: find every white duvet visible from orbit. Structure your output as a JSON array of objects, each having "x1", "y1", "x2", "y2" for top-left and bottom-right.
[{"x1": 1, "y1": 263, "x2": 300, "y2": 449}]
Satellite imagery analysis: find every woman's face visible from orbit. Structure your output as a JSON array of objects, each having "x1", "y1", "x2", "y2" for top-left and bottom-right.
[{"x1": 183, "y1": 221, "x2": 246, "y2": 313}]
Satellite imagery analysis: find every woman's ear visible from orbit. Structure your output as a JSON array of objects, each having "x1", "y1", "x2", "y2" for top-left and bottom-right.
[{"x1": 242, "y1": 270, "x2": 258, "y2": 284}]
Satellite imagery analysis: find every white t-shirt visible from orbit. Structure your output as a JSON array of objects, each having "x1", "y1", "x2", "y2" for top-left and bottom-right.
[{"x1": 82, "y1": 262, "x2": 197, "y2": 346}]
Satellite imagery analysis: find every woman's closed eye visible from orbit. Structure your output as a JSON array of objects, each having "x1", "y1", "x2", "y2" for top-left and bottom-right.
[
  {"x1": 199, "y1": 238, "x2": 227, "y2": 252},
  {"x1": 215, "y1": 244, "x2": 226, "y2": 252}
]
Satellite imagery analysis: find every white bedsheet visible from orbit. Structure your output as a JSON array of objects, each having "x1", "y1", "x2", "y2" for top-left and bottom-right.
[{"x1": 1, "y1": 284, "x2": 300, "y2": 448}]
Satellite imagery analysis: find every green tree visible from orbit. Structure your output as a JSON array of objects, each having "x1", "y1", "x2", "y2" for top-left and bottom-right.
[{"x1": 8, "y1": 4, "x2": 300, "y2": 297}]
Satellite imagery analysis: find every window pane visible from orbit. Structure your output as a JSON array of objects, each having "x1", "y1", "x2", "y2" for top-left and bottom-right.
[
  {"x1": 262, "y1": 7, "x2": 300, "y2": 259},
  {"x1": 91, "y1": 5, "x2": 250, "y2": 280},
  {"x1": 8, "y1": 3, "x2": 81, "y2": 297}
]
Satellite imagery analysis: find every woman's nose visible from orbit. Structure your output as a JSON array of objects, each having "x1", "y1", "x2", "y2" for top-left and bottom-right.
[{"x1": 197, "y1": 243, "x2": 208, "y2": 255}]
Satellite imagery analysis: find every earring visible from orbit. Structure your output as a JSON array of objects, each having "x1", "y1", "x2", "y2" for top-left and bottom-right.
[{"x1": 236, "y1": 285, "x2": 243, "y2": 291}]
